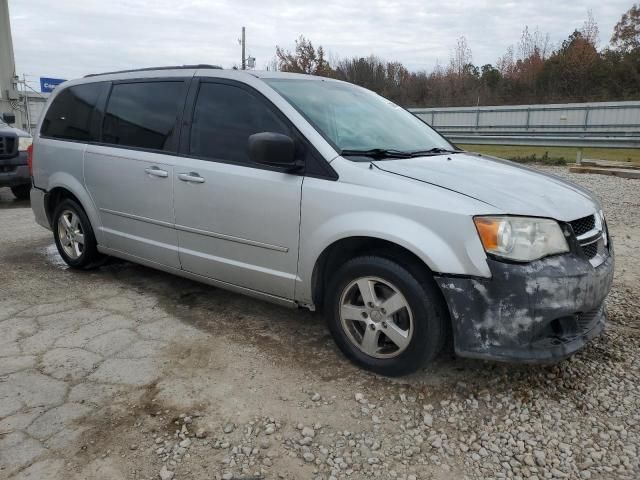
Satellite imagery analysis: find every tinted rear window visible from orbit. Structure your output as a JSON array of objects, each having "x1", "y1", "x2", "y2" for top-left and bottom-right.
[
  {"x1": 102, "y1": 81, "x2": 186, "y2": 151},
  {"x1": 41, "y1": 83, "x2": 105, "y2": 141}
]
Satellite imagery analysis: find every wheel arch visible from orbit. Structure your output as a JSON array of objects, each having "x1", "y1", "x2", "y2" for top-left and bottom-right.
[
  {"x1": 44, "y1": 173, "x2": 103, "y2": 243},
  {"x1": 310, "y1": 235, "x2": 455, "y2": 356},
  {"x1": 311, "y1": 236, "x2": 439, "y2": 309}
]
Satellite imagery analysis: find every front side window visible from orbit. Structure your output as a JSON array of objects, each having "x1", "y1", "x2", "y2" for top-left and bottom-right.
[
  {"x1": 190, "y1": 82, "x2": 289, "y2": 164},
  {"x1": 265, "y1": 79, "x2": 454, "y2": 157},
  {"x1": 102, "y1": 81, "x2": 186, "y2": 151},
  {"x1": 41, "y1": 83, "x2": 105, "y2": 141}
]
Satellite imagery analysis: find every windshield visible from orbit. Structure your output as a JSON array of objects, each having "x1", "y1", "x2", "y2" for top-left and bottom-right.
[{"x1": 265, "y1": 78, "x2": 455, "y2": 157}]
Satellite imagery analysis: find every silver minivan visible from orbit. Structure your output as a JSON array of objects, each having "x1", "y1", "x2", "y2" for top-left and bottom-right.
[{"x1": 30, "y1": 66, "x2": 614, "y2": 376}]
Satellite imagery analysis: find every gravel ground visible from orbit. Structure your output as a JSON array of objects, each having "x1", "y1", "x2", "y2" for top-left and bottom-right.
[{"x1": 0, "y1": 166, "x2": 639, "y2": 480}]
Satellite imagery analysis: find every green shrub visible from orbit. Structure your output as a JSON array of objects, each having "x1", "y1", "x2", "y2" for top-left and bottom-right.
[{"x1": 507, "y1": 151, "x2": 567, "y2": 165}]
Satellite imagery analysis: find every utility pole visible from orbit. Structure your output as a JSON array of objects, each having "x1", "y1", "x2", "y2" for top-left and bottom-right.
[{"x1": 241, "y1": 26, "x2": 246, "y2": 70}]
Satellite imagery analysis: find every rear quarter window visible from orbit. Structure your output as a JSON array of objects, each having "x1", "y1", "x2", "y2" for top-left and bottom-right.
[{"x1": 41, "y1": 83, "x2": 105, "y2": 141}]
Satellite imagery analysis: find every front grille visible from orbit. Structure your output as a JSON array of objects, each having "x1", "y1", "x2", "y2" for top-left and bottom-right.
[
  {"x1": 568, "y1": 213, "x2": 608, "y2": 263},
  {"x1": 582, "y1": 242, "x2": 598, "y2": 259},
  {"x1": 0, "y1": 136, "x2": 17, "y2": 157},
  {"x1": 570, "y1": 215, "x2": 595, "y2": 237}
]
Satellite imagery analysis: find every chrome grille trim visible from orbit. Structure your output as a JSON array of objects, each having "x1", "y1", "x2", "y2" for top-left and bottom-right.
[
  {"x1": 576, "y1": 228, "x2": 603, "y2": 242},
  {"x1": 569, "y1": 212, "x2": 609, "y2": 267}
]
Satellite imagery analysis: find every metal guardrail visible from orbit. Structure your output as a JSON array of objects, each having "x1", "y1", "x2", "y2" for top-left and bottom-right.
[
  {"x1": 409, "y1": 102, "x2": 640, "y2": 163},
  {"x1": 444, "y1": 135, "x2": 640, "y2": 149},
  {"x1": 444, "y1": 134, "x2": 640, "y2": 163},
  {"x1": 410, "y1": 102, "x2": 640, "y2": 134}
]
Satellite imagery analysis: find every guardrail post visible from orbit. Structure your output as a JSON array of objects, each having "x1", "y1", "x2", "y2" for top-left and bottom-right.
[
  {"x1": 525, "y1": 108, "x2": 530, "y2": 132},
  {"x1": 576, "y1": 148, "x2": 583, "y2": 165},
  {"x1": 584, "y1": 107, "x2": 590, "y2": 132}
]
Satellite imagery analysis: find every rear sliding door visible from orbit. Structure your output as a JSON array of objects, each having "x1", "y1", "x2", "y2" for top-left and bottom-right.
[{"x1": 84, "y1": 79, "x2": 189, "y2": 269}]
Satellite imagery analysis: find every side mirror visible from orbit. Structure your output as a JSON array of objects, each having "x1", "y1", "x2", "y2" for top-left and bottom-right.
[
  {"x1": 249, "y1": 132, "x2": 300, "y2": 170},
  {"x1": 2, "y1": 113, "x2": 16, "y2": 125}
]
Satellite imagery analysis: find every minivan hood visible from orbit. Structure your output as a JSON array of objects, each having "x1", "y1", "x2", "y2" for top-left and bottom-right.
[{"x1": 373, "y1": 153, "x2": 598, "y2": 221}]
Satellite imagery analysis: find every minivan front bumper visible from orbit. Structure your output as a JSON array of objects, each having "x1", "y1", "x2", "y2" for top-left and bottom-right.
[{"x1": 435, "y1": 252, "x2": 614, "y2": 362}]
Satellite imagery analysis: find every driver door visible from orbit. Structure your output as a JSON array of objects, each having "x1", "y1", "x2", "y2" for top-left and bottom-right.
[{"x1": 173, "y1": 79, "x2": 303, "y2": 300}]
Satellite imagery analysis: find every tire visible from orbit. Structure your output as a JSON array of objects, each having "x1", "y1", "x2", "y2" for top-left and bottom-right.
[
  {"x1": 52, "y1": 199, "x2": 102, "y2": 269},
  {"x1": 11, "y1": 184, "x2": 31, "y2": 200},
  {"x1": 325, "y1": 256, "x2": 447, "y2": 376}
]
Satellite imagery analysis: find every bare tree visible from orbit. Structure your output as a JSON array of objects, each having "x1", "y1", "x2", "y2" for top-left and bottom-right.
[
  {"x1": 449, "y1": 36, "x2": 473, "y2": 76},
  {"x1": 264, "y1": 56, "x2": 279, "y2": 72},
  {"x1": 497, "y1": 45, "x2": 515, "y2": 76},
  {"x1": 581, "y1": 9, "x2": 600, "y2": 47},
  {"x1": 518, "y1": 26, "x2": 550, "y2": 61}
]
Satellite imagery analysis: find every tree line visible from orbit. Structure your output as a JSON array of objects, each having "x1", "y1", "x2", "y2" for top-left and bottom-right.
[{"x1": 273, "y1": 5, "x2": 640, "y2": 107}]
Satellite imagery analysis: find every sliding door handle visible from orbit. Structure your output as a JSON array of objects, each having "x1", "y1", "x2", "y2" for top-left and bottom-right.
[
  {"x1": 178, "y1": 172, "x2": 205, "y2": 183},
  {"x1": 144, "y1": 166, "x2": 169, "y2": 178}
]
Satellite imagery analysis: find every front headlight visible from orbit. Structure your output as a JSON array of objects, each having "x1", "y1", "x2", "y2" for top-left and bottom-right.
[
  {"x1": 474, "y1": 216, "x2": 569, "y2": 262},
  {"x1": 18, "y1": 136, "x2": 33, "y2": 151}
]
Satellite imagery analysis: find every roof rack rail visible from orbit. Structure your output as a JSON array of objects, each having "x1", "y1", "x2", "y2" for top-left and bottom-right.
[{"x1": 85, "y1": 64, "x2": 223, "y2": 78}]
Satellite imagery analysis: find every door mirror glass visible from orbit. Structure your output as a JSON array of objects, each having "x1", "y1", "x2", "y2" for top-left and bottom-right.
[
  {"x1": 2, "y1": 113, "x2": 16, "y2": 125},
  {"x1": 249, "y1": 132, "x2": 296, "y2": 168}
]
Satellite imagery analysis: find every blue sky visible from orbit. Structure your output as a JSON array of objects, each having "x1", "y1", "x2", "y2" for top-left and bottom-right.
[{"x1": 8, "y1": 0, "x2": 633, "y2": 83}]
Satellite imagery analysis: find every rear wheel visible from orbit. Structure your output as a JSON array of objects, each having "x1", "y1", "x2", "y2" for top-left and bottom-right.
[
  {"x1": 325, "y1": 256, "x2": 447, "y2": 376},
  {"x1": 53, "y1": 199, "x2": 102, "y2": 269},
  {"x1": 10, "y1": 184, "x2": 30, "y2": 200}
]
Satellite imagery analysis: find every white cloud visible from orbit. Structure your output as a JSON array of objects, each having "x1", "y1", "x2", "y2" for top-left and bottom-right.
[{"x1": 8, "y1": 0, "x2": 631, "y2": 83}]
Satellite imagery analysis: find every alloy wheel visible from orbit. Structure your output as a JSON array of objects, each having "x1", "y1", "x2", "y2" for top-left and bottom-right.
[
  {"x1": 339, "y1": 276, "x2": 414, "y2": 359},
  {"x1": 57, "y1": 210, "x2": 85, "y2": 260}
]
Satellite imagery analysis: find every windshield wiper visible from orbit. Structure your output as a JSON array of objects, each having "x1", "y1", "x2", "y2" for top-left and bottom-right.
[
  {"x1": 340, "y1": 147, "x2": 463, "y2": 160},
  {"x1": 339, "y1": 148, "x2": 413, "y2": 159},
  {"x1": 409, "y1": 147, "x2": 462, "y2": 156}
]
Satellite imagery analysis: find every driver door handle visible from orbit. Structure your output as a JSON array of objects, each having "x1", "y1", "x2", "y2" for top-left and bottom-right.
[
  {"x1": 144, "y1": 166, "x2": 169, "y2": 178},
  {"x1": 178, "y1": 172, "x2": 206, "y2": 184}
]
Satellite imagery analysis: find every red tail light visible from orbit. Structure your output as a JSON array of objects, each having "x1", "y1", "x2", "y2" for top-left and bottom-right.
[{"x1": 27, "y1": 144, "x2": 34, "y2": 175}]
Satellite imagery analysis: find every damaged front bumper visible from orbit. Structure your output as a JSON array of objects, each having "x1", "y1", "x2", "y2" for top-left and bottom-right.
[{"x1": 435, "y1": 252, "x2": 614, "y2": 362}]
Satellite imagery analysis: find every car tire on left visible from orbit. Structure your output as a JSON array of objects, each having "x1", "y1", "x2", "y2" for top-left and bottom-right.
[{"x1": 52, "y1": 199, "x2": 102, "y2": 269}]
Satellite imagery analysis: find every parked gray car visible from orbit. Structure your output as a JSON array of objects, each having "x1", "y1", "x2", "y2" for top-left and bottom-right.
[
  {"x1": 30, "y1": 66, "x2": 614, "y2": 375},
  {"x1": 0, "y1": 113, "x2": 32, "y2": 199}
]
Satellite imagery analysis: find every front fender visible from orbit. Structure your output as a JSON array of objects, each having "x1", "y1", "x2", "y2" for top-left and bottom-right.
[{"x1": 296, "y1": 211, "x2": 490, "y2": 304}]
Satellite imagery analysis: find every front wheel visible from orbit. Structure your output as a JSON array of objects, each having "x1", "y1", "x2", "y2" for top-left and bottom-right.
[
  {"x1": 53, "y1": 199, "x2": 102, "y2": 269},
  {"x1": 325, "y1": 256, "x2": 447, "y2": 376}
]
